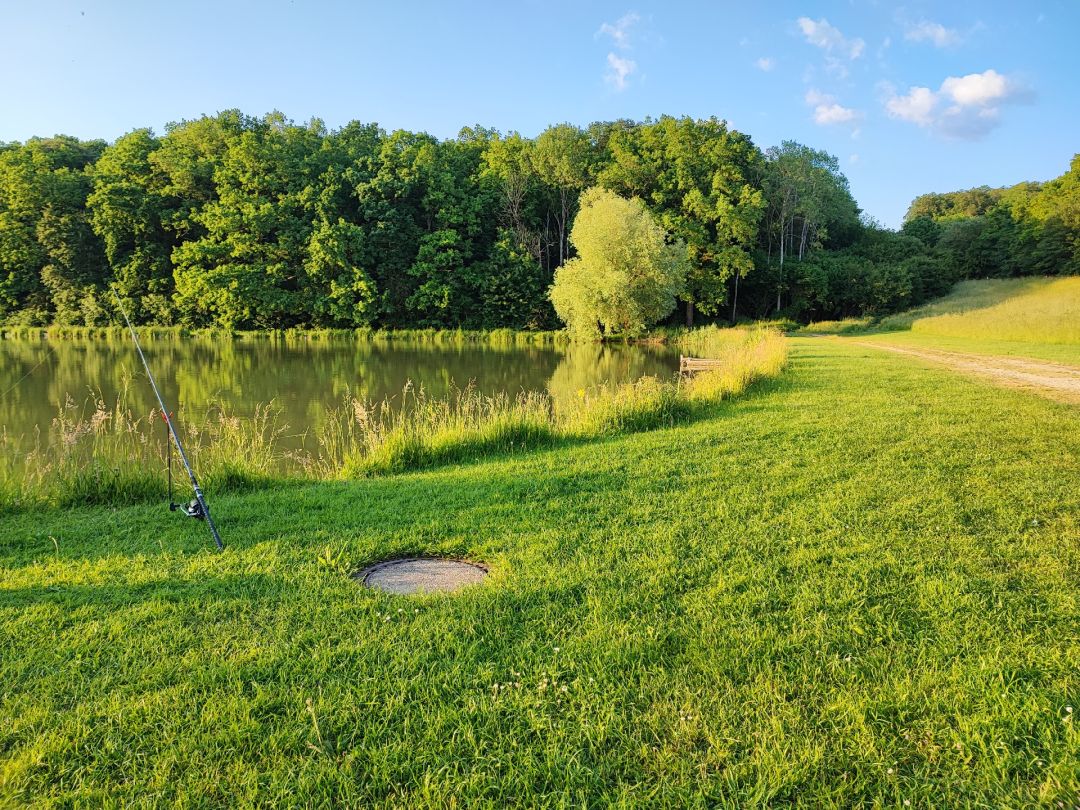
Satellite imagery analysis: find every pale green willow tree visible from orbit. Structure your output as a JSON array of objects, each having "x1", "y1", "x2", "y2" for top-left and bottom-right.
[{"x1": 549, "y1": 187, "x2": 687, "y2": 338}]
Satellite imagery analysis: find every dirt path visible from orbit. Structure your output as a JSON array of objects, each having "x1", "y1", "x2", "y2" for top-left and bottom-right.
[{"x1": 854, "y1": 341, "x2": 1080, "y2": 405}]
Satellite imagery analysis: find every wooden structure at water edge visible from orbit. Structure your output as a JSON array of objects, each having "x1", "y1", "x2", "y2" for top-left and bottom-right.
[{"x1": 679, "y1": 355, "x2": 726, "y2": 374}]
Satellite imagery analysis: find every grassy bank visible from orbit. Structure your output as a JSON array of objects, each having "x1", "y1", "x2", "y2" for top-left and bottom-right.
[
  {"x1": 0, "y1": 327, "x2": 786, "y2": 511},
  {"x1": 1, "y1": 338, "x2": 1076, "y2": 805},
  {"x1": 796, "y1": 277, "x2": 1079, "y2": 337},
  {"x1": 793, "y1": 317, "x2": 874, "y2": 336}
]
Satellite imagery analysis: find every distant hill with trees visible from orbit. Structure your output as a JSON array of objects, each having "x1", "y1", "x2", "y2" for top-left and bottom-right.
[
  {"x1": 0, "y1": 111, "x2": 1076, "y2": 331},
  {"x1": 901, "y1": 157, "x2": 1080, "y2": 280}
]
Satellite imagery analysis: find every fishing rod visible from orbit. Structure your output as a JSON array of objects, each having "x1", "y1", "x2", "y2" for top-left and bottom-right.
[{"x1": 110, "y1": 287, "x2": 224, "y2": 550}]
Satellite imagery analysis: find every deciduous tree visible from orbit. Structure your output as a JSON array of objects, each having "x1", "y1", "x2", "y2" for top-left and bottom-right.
[{"x1": 550, "y1": 187, "x2": 686, "y2": 338}]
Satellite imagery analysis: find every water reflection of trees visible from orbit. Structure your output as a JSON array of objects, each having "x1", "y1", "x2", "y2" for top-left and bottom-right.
[
  {"x1": 546, "y1": 343, "x2": 679, "y2": 404},
  {"x1": 1, "y1": 337, "x2": 680, "y2": 457},
  {"x1": 5, "y1": 338, "x2": 678, "y2": 455}
]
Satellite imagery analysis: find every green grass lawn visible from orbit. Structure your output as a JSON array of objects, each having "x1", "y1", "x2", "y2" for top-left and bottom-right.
[
  {"x1": 853, "y1": 331, "x2": 1080, "y2": 365},
  {"x1": 2, "y1": 339, "x2": 1078, "y2": 806}
]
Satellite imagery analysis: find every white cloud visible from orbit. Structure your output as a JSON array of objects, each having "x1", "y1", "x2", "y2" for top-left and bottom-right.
[
  {"x1": 805, "y1": 89, "x2": 862, "y2": 127},
  {"x1": 797, "y1": 17, "x2": 865, "y2": 60},
  {"x1": 605, "y1": 52, "x2": 637, "y2": 91},
  {"x1": 815, "y1": 104, "x2": 859, "y2": 125},
  {"x1": 598, "y1": 12, "x2": 640, "y2": 50},
  {"x1": 905, "y1": 20, "x2": 961, "y2": 47},
  {"x1": 936, "y1": 106, "x2": 1001, "y2": 140},
  {"x1": 597, "y1": 12, "x2": 644, "y2": 91},
  {"x1": 885, "y1": 85, "x2": 938, "y2": 126},
  {"x1": 849, "y1": 153, "x2": 860, "y2": 165},
  {"x1": 756, "y1": 57, "x2": 775, "y2": 72},
  {"x1": 883, "y1": 69, "x2": 1033, "y2": 140},
  {"x1": 824, "y1": 56, "x2": 850, "y2": 79},
  {"x1": 940, "y1": 69, "x2": 1016, "y2": 106}
]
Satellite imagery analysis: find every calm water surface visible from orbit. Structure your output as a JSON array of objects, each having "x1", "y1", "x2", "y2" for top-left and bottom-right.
[{"x1": 0, "y1": 337, "x2": 680, "y2": 454}]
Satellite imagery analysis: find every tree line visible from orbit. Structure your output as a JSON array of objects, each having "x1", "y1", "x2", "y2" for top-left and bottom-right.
[
  {"x1": 901, "y1": 159, "x2": 1080, "y2": 280},
  {"x1": 1, "y1": 110, "x2": 1076, "y2": 331}
]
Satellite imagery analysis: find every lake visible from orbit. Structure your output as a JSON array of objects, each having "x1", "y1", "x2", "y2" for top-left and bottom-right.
[{"x1": 0, "y1": 336, "x2": 680, "y2": 457}]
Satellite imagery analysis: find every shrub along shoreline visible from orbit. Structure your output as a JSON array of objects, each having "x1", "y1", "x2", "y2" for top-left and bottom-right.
[{"x1": 0, "y1": 326, "x2": 787, "y2": 512}]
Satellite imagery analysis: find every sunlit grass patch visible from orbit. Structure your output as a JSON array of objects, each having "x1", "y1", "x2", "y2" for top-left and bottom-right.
[
  {"x1": 906, "y1": 277, "x2": 1080, "y2": 344},
  {"x1": 794, "y1": 317, "x2": 874, "y2": 335},
  {"x1": 869, "y1": 276, "x2": 1079, "y2": 340}
]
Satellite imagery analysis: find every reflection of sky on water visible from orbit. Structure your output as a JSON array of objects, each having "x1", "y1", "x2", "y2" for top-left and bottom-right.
[{"x1": 0, "y1": 337, "x2": 679, "y2": 454}]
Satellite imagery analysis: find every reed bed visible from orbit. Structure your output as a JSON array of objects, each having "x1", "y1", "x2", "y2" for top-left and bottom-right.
[
  {"x1": 0, "y1": 327, "x2": 787, "y2": 510},
  {"x1": 0, "y1": 390, "x2": 296, "y2": 513},
  {"x1": 324, "y1": 326, "x2": 785, "y2": 475}
]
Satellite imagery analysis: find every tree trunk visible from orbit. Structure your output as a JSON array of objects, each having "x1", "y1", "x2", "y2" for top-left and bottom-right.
[
  {"x1": 544, "y1": 211, "x2": 552, "y2": 274},
  {"x1": 559, "y1": 189, "x2": 572, "y2": 267},
  {"x1": 685, "y1": 299, "x2": 694, "y2": 327},
  {"x1": 730, "y1": 271, "x2": 739, "y2": 325},
  {"x1": 777, "y1": 228, "x2": 785, "y2": 313}
]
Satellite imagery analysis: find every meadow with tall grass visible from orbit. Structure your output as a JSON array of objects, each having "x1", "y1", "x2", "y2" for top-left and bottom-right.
[
  {"x1": 794, "y1": 277, "x2": 1080, "y2": 357},
  {"x1": 904, "y1": 277, "x2": 1080, "y2": 343},
  {"x1": 0, "y1": 326, "x2": 786, "y2": 511}
]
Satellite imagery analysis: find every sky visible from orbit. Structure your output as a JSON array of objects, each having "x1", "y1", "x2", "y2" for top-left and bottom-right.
[{"x1": 1, "y1": 0, "x2": 1077, "y2": 227}]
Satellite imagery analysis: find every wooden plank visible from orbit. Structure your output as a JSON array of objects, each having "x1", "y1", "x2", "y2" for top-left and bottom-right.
[{"x1": 680, "y1": 354, "x2": 725, "y2": 373}]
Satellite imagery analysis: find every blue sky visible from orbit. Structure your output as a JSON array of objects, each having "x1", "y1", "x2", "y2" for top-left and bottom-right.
[{"x1": 1, "y1": 0, "x2": 1077, "y2": 227}]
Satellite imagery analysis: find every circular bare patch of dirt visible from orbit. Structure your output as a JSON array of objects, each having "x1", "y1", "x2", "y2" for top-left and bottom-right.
[{"x1": 356, "y1": 557, "x2": 488, "y2": 595}]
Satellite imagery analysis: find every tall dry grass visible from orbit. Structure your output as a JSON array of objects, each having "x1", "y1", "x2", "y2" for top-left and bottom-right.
[
  {"x1": 906, "y1": 277, "x2": 1080, "y2": 344},
  {"x1": 0, "y1": 389, "x2": 295, "y2": 512}
]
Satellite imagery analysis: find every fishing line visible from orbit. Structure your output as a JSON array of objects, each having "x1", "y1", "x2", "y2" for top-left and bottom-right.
[
  {"x1": 111, "y1": 286, "x2": 225, "y2": 550},
  {"x1": 0, "y1": 338, "x2": 59, "y2": 401}
]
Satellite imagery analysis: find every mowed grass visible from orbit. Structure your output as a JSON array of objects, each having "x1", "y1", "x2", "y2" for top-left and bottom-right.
[
  {"x1": 1, "y1": 339, "x2": 1078, "y2": 806},
  {"x1": 855, "y1": 331, "x2": 1080, "y2": 365}
]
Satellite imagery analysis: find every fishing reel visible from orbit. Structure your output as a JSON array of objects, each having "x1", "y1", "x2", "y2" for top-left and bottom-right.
[{"x1": 170, "y1": 499, "x2": 205, "y2": 520}]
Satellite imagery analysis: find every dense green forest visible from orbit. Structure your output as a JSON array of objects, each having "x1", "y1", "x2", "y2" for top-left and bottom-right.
[
  {"x1": 1, "y1": 111, "x2": 1077, "y2": 330},
  {"x1": 901, "y1": 161, "x2": 1080, "y2": 279}
]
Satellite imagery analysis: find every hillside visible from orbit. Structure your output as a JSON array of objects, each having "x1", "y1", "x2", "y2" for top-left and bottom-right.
[{"x1": 879, "y1": 277, "x2": 1080, "y2": 344}]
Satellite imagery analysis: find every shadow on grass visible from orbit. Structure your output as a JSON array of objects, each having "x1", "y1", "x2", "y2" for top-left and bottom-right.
[
  {"x1": 0, "y1": 573, "x2": 282, "y2": 610},
  {"x1": 0, "y1": 463, "x2": 633, "y2": 568}
]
